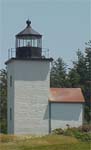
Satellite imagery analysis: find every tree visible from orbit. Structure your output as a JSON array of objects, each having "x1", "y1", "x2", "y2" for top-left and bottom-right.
[
  {"x1": 68, "y1": 68, "x2": 80, "y2": 87},
  {"x1": 50, "y1": 58, "x2": 67, "y2": 87},
  {"x1": 0, "y1": 69, "x2": 7, "y2": 133},
  {"x1": 84, "y1": 106, "x2": 90, "y2": 124},
  {"x1": 71, "y1": 48, "x2": 91, "y2": 123},
  {"x1": 73, "y1": 50, "x2": 87, "y2": 87},
  {"x1": 85, "y1": 48, "x2": 91, "y2": 103}
]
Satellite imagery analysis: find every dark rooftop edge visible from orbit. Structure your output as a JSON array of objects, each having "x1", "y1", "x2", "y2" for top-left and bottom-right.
[
  {"x1": 48, "y1": 101, "x2": 85, "y2": 103},
  {"x1": 5, "y1": 57, "x2": 53, "y2": 65}
]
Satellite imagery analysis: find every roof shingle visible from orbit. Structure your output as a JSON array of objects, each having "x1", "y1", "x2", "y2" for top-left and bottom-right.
[{"x1": 49, "y1": 88, "x2": 85, "y2": 103}]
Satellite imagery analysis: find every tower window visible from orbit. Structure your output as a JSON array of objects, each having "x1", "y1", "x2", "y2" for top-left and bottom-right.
[
  {"x1": 10, "y1": 108, "x2": 12, "y2": 120},
  {"x1": 10, "y1": 75, "x2": 12, "y2": 87}
]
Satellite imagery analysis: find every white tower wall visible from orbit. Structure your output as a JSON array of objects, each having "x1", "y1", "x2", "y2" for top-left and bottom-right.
[
  {"x1": 7, "y1": 62, "x2": 15, "y2": 134},
  {"x1": 7, "y1": 59, "x2": 50, "y2": 135}
]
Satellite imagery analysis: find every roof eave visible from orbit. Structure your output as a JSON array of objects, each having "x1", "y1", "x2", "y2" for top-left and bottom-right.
[
  {"x1": 49, "y1": 100, "x2": 85, "y2": 103},
  {"x1": 5, "y1": 57, "x2": 53, "y2": 65},
  {"x1": 16, "y1": 34, "x2": 42, "y2": 38}
]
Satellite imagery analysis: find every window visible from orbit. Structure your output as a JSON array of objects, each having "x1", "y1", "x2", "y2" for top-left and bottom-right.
[
  {"x1": 10, "y1": 108, "x2": 12, "y2": 120},
  {"x1": 10, "y1": 75, "x2": 12, "y2": 87}
]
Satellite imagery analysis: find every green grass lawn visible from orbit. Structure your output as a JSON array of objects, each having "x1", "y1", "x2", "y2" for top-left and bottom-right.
[{"x1": 0, "y1": 134, "x2": 90, "y2": 150}]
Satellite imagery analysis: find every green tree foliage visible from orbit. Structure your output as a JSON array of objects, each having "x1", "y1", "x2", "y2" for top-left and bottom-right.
[
  {"x1": 84, "y1": 106, "x2": 91, "y2": 124},
  {"x1": 50, "y1": 58, "x2": 67, "y2": 87},
  {"x1": 0, "y1": 69, "x2": 7, "y2": 133},
  {"x1": 68, "y1": 68, "x2": 80, "y2": 87},
  {"x1": 50, "y1": 57, "x2": 81, "y2": 88},
  {"x1": 85, "y1": 48, "x2": 91, "y2": 102},
  {"x1": 73, "y1": 50, "x2": 87, "y2": 87},
  {"x1": 69, "y1": 49, "x2": 91, "y2": 123},
  {"x1": 69, "y1": 49, "x2": 91, "y2": 100}
]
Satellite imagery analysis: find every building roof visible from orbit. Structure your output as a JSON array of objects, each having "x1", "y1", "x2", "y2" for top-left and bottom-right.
[
  {"x1": 16, "y1": 20, "x2": 42, "y2": 37},
  {"x1": 49, "y1": 88, "x2": 85, "y2": 103}
]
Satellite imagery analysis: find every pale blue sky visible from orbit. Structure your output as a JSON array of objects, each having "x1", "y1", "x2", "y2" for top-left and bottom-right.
[{"x1": 0, "y1": 0, "x2": 91, "y2": 69}]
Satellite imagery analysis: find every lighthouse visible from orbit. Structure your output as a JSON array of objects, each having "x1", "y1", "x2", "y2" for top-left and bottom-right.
[{"x1": 5, "y1": 20, "x2": 53, "y2": 134}]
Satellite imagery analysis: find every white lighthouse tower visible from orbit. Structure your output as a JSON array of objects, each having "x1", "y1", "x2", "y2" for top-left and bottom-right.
[{"x1": 6, "y1": 20, "x2": 53, "y2": 135}]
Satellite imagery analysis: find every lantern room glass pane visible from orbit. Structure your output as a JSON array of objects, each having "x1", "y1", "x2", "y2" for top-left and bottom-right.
[
  {"x1": 16, "y1": 36, "x2": 42, "y2": 48},
  {"x1": 20, "y1": 39, "x2": 23, "y2": 47},
  {"x1": 26, "y1": 39, "x2": 32, "y2": 47},
  {"x1": 24, "y1": 40, "x2": 26, "y2": 47},
  {"x1": 37, "y1": 39, "x2": 42, "y2": 48}
]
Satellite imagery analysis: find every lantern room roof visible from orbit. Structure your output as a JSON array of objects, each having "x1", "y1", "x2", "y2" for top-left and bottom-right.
[{"x1": 16, "y1": 20, "x2": 42, "y2": 37}]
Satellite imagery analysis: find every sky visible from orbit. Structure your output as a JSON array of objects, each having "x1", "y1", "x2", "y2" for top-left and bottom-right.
[{"x1": 0, "y1": 0, "x2": 91, "y2": 69}]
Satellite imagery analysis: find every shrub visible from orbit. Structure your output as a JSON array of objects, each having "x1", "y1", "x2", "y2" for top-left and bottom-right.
[
  {"x1": 0, "y1": 119, "x2": 7, "y2": 134},
  {"x1": 63, "y1": 127, "x2": 81, "y2": 137},
  {"x1": 0, "y1": 134, "x2": 16, "y2": 143},
  {"x1": 84, "y1": 106, "x2": 91, "y2": 123},
  {"x1": 52, "y1": 128, "x2": 64, "y2": 135},
  {"x1": 74, "y1": 132, "x2": 91, "y2": 142},
  {"x1": 52, "y1": 125, "x2": 91, "y2": 142},
  {"x1": 78, "y1": 124, "x2": 91, "y2": 133}
]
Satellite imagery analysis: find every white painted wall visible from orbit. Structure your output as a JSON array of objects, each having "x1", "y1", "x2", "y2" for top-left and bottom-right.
[
  {"x1": 7, "y1": 60, "x2": 50, "y2": 135},
  {"x1": 51, "y1": 103, "x2": 83, "y2": 130},
  {"x1": 7, "y1": 62, "x2": 15, "y2": 134}
]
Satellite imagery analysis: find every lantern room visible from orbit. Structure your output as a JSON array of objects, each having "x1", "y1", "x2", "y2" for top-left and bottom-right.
[{"x1": 16, "y1": 20, "x2": 42, "y2": 58}]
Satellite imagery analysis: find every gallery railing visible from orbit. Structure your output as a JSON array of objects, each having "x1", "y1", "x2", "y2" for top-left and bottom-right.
[{"x1": 8, "y1": 48, "x2": 50, "y2": 59}]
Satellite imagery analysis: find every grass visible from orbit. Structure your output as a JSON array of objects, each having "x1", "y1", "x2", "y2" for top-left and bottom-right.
[{"x1": 0, "y1": 134, "x2": 90, "y2": 150}]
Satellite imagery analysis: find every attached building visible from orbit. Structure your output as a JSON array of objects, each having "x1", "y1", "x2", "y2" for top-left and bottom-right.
[{"x1": 49, "y1": 88, "x2": 85, "y2": 131}]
